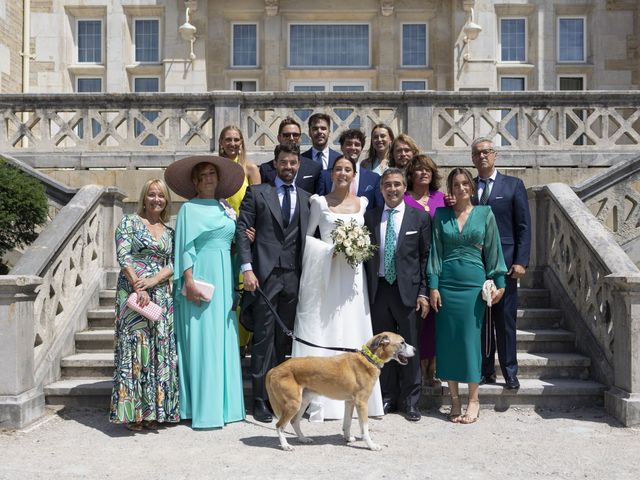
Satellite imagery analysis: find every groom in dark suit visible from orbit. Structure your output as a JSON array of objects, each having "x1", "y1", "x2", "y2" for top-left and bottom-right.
[
  {"x1": 237, "y1": 143, "x2": 311, "y2": 423},
  {"x1": 364, "y1": 168, "x2": 431, "y2": 422},
  {"x1": 471, "y1": 137, "x2": 531, "y2": 390}
]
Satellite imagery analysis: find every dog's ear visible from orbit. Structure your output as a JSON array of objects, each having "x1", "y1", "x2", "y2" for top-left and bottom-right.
[{"x1": 371, "y1": 334, "x2": 391, "y2": 351}]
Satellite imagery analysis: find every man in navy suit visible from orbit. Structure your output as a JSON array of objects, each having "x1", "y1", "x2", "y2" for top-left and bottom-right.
[
  {"x1": 317, "y1": 129, "x2": 383, "y2": 210},
  {"x1": 300, "y1": 113, "x2": 342, "y2": 170},
  {"x1": 471, "y1": 137, "x2": 531, "y2": 390},
  {"x1": 259, "y1": 117, "x2": 321, "y2": 194}
]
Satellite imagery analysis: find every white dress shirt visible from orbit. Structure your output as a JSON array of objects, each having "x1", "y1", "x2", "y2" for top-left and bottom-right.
[
  {"x1": 312, "y1": 147, "x2": 331, "y2": 169},
  {"x1": 477, "y1": 169, "x2": 497, "y2": 201},
  {"x1": 378, "y1": 201, "x2": 406, "y2": 277}
]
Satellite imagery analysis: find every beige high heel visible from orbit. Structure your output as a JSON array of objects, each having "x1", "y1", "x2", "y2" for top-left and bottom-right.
[{"x1": 459, "y1": 400, "x2": 480, "y2": 424}]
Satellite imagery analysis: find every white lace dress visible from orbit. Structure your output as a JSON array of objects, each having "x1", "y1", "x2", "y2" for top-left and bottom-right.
[{"x1": 292, "y1": 194, "x2": 384, "y2": 420}]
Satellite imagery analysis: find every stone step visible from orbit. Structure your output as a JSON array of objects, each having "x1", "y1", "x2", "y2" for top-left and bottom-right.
[
  {"x1": 44, "y1": 377, "x2": 604, "y2": 410},
  {"x1": 75, "y1": 327, "x2": 574, "y2": 353},
  {"x1": 497, "y1": 352, "x2": 590, "y2": 379},
  {"x1": 99, "y1": 289, "x2": 116, "y2": 307},
  {"x1": 87, "y1": 308, "x2": 115, "y2": 329},
  {"x1": 44, "y1": 378, "x2": 113, "y2": 408},
  {"x1": 421, "y1": 378, "x2": 605, "y2": 409},
  {"x1": 516, "y1": 328, "x2": 575, "y2": 353},
  {"x1": 60, "y1": 353, "x2": 115, "y2": 378},
  {"x1": 517, "y1": 288, "x2": 551, "y2": 308},
  {"x1": 74, "y1": 330, "x2": 114, "y2": 352},
  {"x1": 516, "y1": 308, "x2": 562, "y2": 329}
]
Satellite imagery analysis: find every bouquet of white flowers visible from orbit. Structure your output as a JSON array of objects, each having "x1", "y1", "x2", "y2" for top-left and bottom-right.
[{"x1": 329, "y1": 218, "x2": 378, "y2": 268}]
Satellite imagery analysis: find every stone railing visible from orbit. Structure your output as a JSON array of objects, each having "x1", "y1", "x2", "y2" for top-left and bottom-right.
[
  {"x1": 1, "y1": 184, "x2": 125, "y2": 427},
  {"x1": 530, "y1": 183, "x2": 640, "y2": 426},
  {"x1": 1, "y1": 91, "x2": 640, "y2": 168},
  {"x1": 572, "y1": 153, "x2": 640, "y2": 264}
]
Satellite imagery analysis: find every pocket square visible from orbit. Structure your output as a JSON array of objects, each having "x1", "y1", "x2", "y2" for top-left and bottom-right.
[
  {"x1": 406, "y1": 231, "x2": 418, "y2": 235},
  {"x1": 303, "y1": 175, "x2": 313, "y2": 179},
  {"x1": 364, "y1": 184, "x2": 373, "y2": 192},
  {"x1": 495, "y1": 196, "x2": 504, "y2": 199}
]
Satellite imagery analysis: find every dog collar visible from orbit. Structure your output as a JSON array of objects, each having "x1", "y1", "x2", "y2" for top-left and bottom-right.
[{"x1": 360, "y1": 345, "x2": 384, "y2": 369}]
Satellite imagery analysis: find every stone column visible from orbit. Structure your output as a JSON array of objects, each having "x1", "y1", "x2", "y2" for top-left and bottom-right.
[
  {"x1": 604, "y1": 273, "x2": 640, "y2": 426},
  {"x1": 100, "y1": 187, "x2": 126, "y2": 287},
  {"x1": 0, "y1": 275, "x2": 44, "y2": 428}
]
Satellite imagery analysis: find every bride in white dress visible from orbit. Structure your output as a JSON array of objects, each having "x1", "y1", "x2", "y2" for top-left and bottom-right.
[{"x1": 292, "y1": 156, "x2": 384, "y2": 421}]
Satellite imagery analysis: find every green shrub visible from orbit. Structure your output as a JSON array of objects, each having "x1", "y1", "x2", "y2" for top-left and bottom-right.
[{"x1": 0, "y1": 159, "x2": 48, "y2": 271}]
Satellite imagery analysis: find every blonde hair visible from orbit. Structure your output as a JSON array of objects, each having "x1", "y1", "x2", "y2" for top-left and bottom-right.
[
  {"x1": 218, "y1": 125, "x2": 246, "y2": 167},
  {"x1": 137, "y1": 179, "x2": 172, "y2": 223}
]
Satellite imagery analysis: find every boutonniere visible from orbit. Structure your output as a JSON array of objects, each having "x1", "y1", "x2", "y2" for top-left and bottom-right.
[{"x1": 220, "y1": 200, "x2": 237, "y2": 221}]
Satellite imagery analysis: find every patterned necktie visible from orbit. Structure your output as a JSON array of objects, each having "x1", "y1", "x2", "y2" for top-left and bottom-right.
[
  {"x1": 480, "y1": 179, "x2": 490, "y2": 205},
  {"x1": 281, "y1": 184, "x2": 292, "y2": 228},
  {"x1": 384, "y1": 209, "x2": 397, "y2": 284}
]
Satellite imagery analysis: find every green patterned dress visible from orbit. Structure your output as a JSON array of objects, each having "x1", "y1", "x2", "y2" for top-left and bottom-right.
[{"x1": 109, "y1": 214, "x2": 179, "y2": 424}]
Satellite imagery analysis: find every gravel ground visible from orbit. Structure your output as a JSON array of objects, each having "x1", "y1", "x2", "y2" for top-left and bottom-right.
[{"x1": 0, "y1": 406, "x2": 638, "y2": 480}]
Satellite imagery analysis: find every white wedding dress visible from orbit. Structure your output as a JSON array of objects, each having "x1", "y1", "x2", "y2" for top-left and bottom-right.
[{"x1": 292, "y1": 194, "x2": 384, "y2": 420}]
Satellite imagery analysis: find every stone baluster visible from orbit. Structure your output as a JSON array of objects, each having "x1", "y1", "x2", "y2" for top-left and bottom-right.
[{"x1": 0, "y1": 275, "x2": 44, "y2": 427}]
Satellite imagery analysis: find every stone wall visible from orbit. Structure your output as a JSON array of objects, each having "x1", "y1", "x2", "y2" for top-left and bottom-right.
[{"x1": 0, "y1": 1, "x2": 23, "y2": 93}]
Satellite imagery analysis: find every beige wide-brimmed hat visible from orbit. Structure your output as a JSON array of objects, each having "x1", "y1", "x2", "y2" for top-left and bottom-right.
[{"x1": 164, "y1": 155, "x2": 245, "y2": 199}]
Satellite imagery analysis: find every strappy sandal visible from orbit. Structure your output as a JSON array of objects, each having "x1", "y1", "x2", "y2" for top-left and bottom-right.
[
  {"x1": 448, "y1": 396, "x2": 462, "y2": 423},
  {"x1": 126, "y1": 423, "x2": 143, "y2": 432},
  {"x1": 459, "y1": 400, "x2": 480, "y2": 425},
  {"x1": 142, "y1": 420, "x2": 158, "y2": 430}
]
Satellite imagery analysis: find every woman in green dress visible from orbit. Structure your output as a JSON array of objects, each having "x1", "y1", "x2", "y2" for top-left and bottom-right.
[
  {"x1": 110, "y1": 179, "x2": 179, "y2": 431},
  {"x1": 428, "y1": 168, "x2": 507, "y2": 424},
  {"x1": 165, "y1": 155, "x2": 246, "y2": 429}
]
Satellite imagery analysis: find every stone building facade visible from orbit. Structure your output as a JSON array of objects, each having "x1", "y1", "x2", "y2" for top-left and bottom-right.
[{"x1": 4, "y1": 0, "x2": 639, "y2": 95}]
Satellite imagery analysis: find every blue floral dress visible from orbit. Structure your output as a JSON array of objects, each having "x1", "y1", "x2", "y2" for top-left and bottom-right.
[{"x1": 109, "y1": 214, "x2": 179, "y2": 424}]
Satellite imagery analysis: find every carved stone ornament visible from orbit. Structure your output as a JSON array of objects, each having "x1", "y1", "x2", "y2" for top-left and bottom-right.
[
  {"x1": 381, "y1": 0, "x2": 394, "y2": 17},
  {"x1": 265, "y1": 0, "x2": 279, "y2": 16}
]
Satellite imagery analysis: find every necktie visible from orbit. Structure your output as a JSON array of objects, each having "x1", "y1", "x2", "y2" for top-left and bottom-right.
[
  {"x1": 384, "y1": 209, "x2": 397, "y2": 284},
  {"x1": 281, "y1": 184, "x2": 291, "y2": 228},
  {"x1": 480, "y1": 179, "x2": 490, "y2": 205},
  {"x1": 315, "y1": 150, "x2": 323, "y2": 166}
]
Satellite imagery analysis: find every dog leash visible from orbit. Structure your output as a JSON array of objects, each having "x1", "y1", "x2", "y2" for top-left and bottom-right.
[{"x1": 243, "y1": 287, "x2": 360, "y2": 354}]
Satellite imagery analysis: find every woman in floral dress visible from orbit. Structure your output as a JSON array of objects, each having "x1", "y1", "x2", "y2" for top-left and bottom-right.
[{"x1": 109, "y1": 179, "x2": 179, "y2": 431}]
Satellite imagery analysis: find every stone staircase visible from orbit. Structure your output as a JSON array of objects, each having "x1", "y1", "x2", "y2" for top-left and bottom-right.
[{"x1": 45, "y1": 284, "x2": 606, "y2": 410}]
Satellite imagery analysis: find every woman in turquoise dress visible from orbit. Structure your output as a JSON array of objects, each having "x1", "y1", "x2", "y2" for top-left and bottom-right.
[
  {"x1": 110, "y1": 179, "x2": 179, "y2": 431},
  {"x1": 165, "y1": 155, "x2": 246, "y2": 429},
  {"x1": 428, "y1": 168, "x2": 507, "y2": 425}
]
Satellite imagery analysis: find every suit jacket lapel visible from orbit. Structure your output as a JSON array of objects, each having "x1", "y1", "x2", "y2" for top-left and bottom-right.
[
  {"x1": 488, "y1": 172, "x2": 503, "y2": 203},
  {"x1": 264, "y1": 184, "x2": 284, "y2": 230},
  {"x1": 395, "y1": 207, "x2": 411, "y2": 252}
]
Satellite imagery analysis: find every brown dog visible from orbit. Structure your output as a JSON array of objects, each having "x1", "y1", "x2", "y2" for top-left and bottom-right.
[{"x1": 265, "y1": 332, "x2": 416, "y2": 451}]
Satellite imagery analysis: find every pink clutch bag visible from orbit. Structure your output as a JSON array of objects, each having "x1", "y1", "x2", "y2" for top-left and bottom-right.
[
  {"x1": 126, "y1": 292, "x2": 163, "y2": 321},
  {"x1": 181, "y1": 279, "x2": 214, "y2": 302}
]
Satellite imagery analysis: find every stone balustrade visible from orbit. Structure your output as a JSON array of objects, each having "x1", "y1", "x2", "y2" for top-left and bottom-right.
[
  {"x1": 1, "y1": 183, "x2": 125, "y2": 427},
  {"x1": 1, "y1": 91, "x2": 640, "y2": 168},
  {"x1": 530, "y1": 183, "x2": 640, "y2": 426}
]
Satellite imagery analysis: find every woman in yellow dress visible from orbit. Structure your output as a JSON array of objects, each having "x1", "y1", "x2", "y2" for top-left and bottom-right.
[
  {"x1": 218, "y1": 125, "x2": 260, "y2": 348},
  {"x1": 218, "y1": 125, "x2": 261, "y2": 215}
]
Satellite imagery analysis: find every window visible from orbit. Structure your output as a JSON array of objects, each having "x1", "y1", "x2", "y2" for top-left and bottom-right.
[
  {"x1": 134, "y1": 77, "x2": 160, "y2": 146},
  {"x1": 401, "y1": 80, "x2": 427, "y2": 91},
  {"x1": 77, "y1": 20, "x2": 102, "y2": 63},
  {"x1": 558, "y1": 17, "x2": 585, "y2": 62},
  {"x1": 232, "y1": 24, "x2": 258, "y2": 67},
  {"x1": 500, "y1": 18, "x2": 526, "y2": 62},
  {"x1": 559, "y1": 76, "x2": 586, "y2": 145},
  {"x1": 289, "y1": 24, "x2": 369, "y2": 67},
  {"x1": 77, "y1": 77, "x2": 102, "y2": 92},
  {"x1": 402, "y1": 24, "x2": 427, "y2": 67},
  {"x1": 499, "y1": 77, "x2": 526, "y2": 145},
  {"x1": 288, "y1": 81, "x2": 368, "y2": 92},
  {"x1": 134, "y1": 19, "x2": 160, "y2": 63},
  {"x1": 232, "y1": 80, "x2": 257, "y2": 92}
]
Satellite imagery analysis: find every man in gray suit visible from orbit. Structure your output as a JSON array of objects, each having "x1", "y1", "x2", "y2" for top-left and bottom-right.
[
  {"x1": 236, "y1": 143, "x2": 311, "y2": 423},
  {"x1": 364, "y1": 168, "x2": 431, "y2": 422}
]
